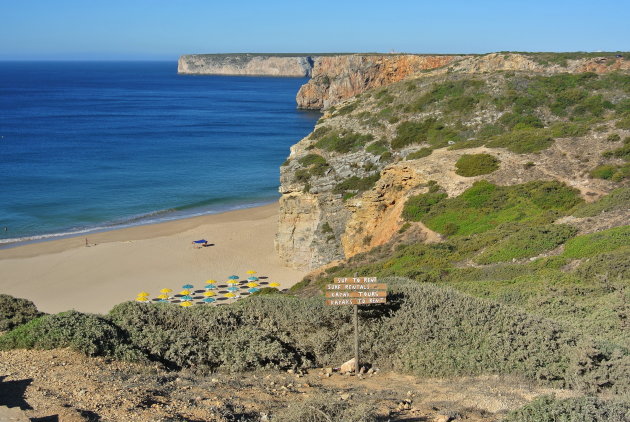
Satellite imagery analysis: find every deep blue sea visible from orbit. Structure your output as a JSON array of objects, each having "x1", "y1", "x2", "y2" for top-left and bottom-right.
[{"x1": 0, "y1": 61, "x2": 319, "y2": 245}]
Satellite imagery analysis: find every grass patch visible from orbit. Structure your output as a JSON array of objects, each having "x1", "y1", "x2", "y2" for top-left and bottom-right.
[
  {"x1": 505, "y1": 395, "x2": 630, "y2": 422},
  {"x1": 406, "y1": 148, "x2": 433, "y2": 160},
  {"x1": 563, "y1": 225, "x2": 630, "y2": 258},
  {"x1": 366, "y1": 140, "x2": 389, "y2": 155},
  {"x1": 486, "y1": 128, "x2": 554, "y2": 153},
  {"x1": 455, "y1": 153, "x2": 500, "y2": 176},
  {"x1": 392, "y1": 119, "x2": 459, "y2": 149},
  {"x1": 315, "y1": 130, "x2": 374, "y2": 153},
  {"x1": 333, "y1": 174, "x2": 381, "y2": 197},
  {"x1": 572, "y1": 187, "x2": 630, "y2": 217}
]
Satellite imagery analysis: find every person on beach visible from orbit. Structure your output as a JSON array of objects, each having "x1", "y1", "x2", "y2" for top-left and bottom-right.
[{"x1": 85, "y1": 237, "x2": 88, "y2": 247}]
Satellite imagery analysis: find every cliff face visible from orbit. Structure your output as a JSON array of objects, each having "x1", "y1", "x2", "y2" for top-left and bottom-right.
[
  {"x1": 178, "y1": 54, "x2": 314, "y2": 77},
  {"x1": 276, "y1": 53, "x2": 629, "y2": 270},
  {"x1": 296, "y1": 55, "x2": 463, "y2": 109}
]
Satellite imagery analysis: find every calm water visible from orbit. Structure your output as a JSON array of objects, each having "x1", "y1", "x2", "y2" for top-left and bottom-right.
[{"x1": 0, "y1": 62, "x2": 319, "y2": 244}]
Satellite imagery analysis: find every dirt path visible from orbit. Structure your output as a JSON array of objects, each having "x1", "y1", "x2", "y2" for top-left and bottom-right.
[{"x1": 0, "y1": 349, "x2": 578, "y2": 422}]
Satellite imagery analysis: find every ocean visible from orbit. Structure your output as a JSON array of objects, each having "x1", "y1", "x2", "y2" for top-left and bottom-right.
[{"x1": 0, "y1": 61, "x2": 319, "y2": 245}]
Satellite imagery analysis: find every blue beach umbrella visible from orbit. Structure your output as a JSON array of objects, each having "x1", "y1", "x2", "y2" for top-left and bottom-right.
[
  {"x1": 227, "y1": 286, "x2": 239, "y2": 292},
  {"x1": 248, "y1": 287, "x2": 260, "y2": 293},
  {"x1": 203, "y1": 298, "x2": 216, "y2": 303},
  {"x1": 182, "y1": 284, "x2": 194, "y2": 289},
  {"x1": 205, "y1": 284, "x2": 217, "y2": 290},
  {"x1": 247, "y1": 277, "x2": 259, "y2": 281},
  {"x1": 228, "y1": 275, "x2": 239, "y2": 280},
  {"x1": 181, "y1": 295, "x2": 193, "y2": 301}
]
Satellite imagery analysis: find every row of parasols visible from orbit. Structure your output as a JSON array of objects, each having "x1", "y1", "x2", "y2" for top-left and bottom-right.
[{"x1": 135, "y1": 271, "x2": 280, "y2": 307}]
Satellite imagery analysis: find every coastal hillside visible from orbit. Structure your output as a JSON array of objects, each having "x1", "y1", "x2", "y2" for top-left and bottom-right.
[{"x1": 277, "y1": 52, "x2": 630, "y2": 269}]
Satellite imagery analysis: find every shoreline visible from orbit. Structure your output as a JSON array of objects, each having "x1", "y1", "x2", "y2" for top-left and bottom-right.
[{"x1": 0, "y1": 202, "x2": 308, "y2": 314}]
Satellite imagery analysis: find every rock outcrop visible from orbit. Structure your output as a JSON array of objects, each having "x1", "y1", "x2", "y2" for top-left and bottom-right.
[
  {"x1": 296, "y1": 55, "x2": 463, "y2": 109},
  {"x1": 178, "y1": 54, "x2": 314, "y2": 77}
]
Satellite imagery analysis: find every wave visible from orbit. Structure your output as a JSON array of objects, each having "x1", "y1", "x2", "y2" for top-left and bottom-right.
[{"x1": 0, "y1": 197, "x2": 277, "y2": 248}]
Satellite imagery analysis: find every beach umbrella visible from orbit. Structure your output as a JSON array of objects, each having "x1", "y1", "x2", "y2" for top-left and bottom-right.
[
  {"x1": 246, "y1": 282, "x2": 259, "y2": 288},
  {"x1": 227, "y1": 286, "x2": 239, "y2": 292},
  {"x1": 206, "y1": 279, "x2": 217, "y2": 283},
  {"x1": 246, "y1": 270, "x2": 257, "y2": 275},
  {"x1": 181, "y1": 295, "x2": 193, "y2": 301},
  {"x1": 204, "y1": 284, "x2": 217, "y2": 290},
  {"x1": 136, "y1": 297, "x2": 149, "y2": 302},
  {"x1": 179, "y1": 289, "x2": 190, "y2": 296},
  {"x1": 224, "y1": 292, "x2": 236, "y2": 298},
  {"x1": 226, "y1": 279, "x2": 239, "y2": 285},
  {"x1": 180, "y1": 301, "x2": 193, "y2": 307},
  {"x1": 202, "y1": 298, "x2": 216, "y2": 303},
  {"x1": 203, "y1": 291, "x2": 216, "y2": 297},
  {"x1": 157, "y1": 294, "x2": 169, "y2": 300},
  {"x1": 157, "y1": 299, "x2": 168, "y2": 303},
  {"x1": 248, "y1": 287, "x2": 260, "y2": 293},
  {"x1": 228, "y1": 275, "x2": 239, "y2": 280},
  {"x1": 160, "y1": 288, "x2": 172, "y2": 294},
  {"x1": 247, "y1": 277, "x2": 259, "y2": 282},
  {"x1": 268, "y1": 282, "x2": 280, "y2": 288},
  {"x1": 137, "y1": 291, "x2": 149, "y2": 297},
  {"x1": 182, "y1": 284, "x2": 194, "y2": 289}
]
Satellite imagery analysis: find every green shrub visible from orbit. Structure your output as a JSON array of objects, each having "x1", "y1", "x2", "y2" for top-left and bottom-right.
[
  {"x1": 391, "y1": 119, "x2": 436, "y2": 149},
  {"x1": 406, "y1": 148, "x2": 432, "y2": 160},
  {"x1": 477, "y1": 124, "x2": 505, "y2": 139},
  {"x1": 335, "y1": 102, "x2": 358, "y2": 116},
  {"x1": 402, "y1": 191, "x2": 448, "y2": 221},
  {"x1": 607, "y1": 133, "x2": 621, "y2": 142},
  {"x1": 0, "y1": 294, "x2": 43, "y2": 331},
  {"x1": 616, "y1": 114, "x2": 630, "y2": 129},
  {"x1": 298, "y1": 153, "x2": 329, "y2": 177},
  {"x1": 455, "y1": 154, "x2": 500, "y2": 176},
  {"x1": 498, "y1": 113, "x2": 544, "y2": 130},
  {"x1": 315, "y1": 131, "x2": 374, "y2": 153},
  {"x1": 504, "y1": 395, "x2": 630, "y2": 422},
  {"x1": 602, "y1": 137, "x2": 630, "y2": 161},
  {"x1": 299, "y1": 154, "x2": 327, "y2": 167},
  {"x1": 563, "y1": 225, "x2": 630, "y2": 258},
  {"x1": 249, "y1": 287, "x2": 281, "y2": 296},
  {"x1": 309, "y1": 126, "x2": 332, "y2": 140},
  {"x1": 550, "y1": 122, "x2": 588, "y2": 137},
  {"x1": 0, "y1": 311, "x2": 138, "y2": 359},
  {"x1": 486, "y1": 128, "x2": 554, "y2": 153},
  {"x1": 475, "y1": 224, "x2": 577, "y2": 264},
  {"x1": 333, "y1": 174, "x2": 381, "y2": 196},
  {"x1": 590, "y1": 164, "x2": 617, "y2": 179},
  {"x1": 366, "y1": 140, "x2": 388, "y2": 155}
]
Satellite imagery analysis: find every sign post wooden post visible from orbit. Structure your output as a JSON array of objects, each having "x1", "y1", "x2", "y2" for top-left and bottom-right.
[{"x1": 325, "y1": 275, "x2": 387, "y2": 376}]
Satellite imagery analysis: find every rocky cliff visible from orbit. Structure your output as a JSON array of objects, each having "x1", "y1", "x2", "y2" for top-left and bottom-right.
[
  {"x1": 178, "y1": 54, "x2": 314, "y2": 77},
  {"x1": 296, "y1": 55, "x2": 464, "y2": 109},
  {"x1": 276, "y1": 53, "x2": 630, "y2": 270}
]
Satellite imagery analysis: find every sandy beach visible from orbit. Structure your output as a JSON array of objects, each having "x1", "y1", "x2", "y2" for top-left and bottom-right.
[{"x1": 0, "y1": 203, "x2": 307, "y2": 314}]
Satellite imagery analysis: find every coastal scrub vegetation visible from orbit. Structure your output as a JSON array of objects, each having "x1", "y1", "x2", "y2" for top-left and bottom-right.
[
  {"x1": 0, "y1": 294, "x2": 43, "y2": 332},
  {"x1": 454, "y1": 153, "x2": 500, "y2": 176},
  {"x1": 504, "y1": 395, "x2": 630, "y2": 422},
  {"x1": 315, "y1": 130, "x2": 374, "y2": 153}
]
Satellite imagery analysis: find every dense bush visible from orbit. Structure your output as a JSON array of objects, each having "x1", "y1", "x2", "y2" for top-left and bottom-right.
[
  {"x1": 590, "y1": 164, "x2": 618, "y2": 179},
  {"x1": 402, "y1": 180, "x2": 581, "y2": 235},
  {"x1": 454, "y1": 153, "x2": 500, "y2": 176},
  {"x1": 486, "y1": 128, "x2": 554, "y2": 153},
  {"x1": 391, "y1": 119, "x2": 458, "y2": 149},
  {"x1": 365, "y1": 140, "x2": 388, "y2": 155},
  {"x1": 504, "y1": 395, "x2": 630, "y2": 422},
  {"x1": 315, "y1": 130, "x2": 374, "y2": 153},
  {"x1": 406, "y1": 147, "x2": 432, "y2": 160},
  {"x1": 563, "y1": 225, "x2": 630, "y2": 258},
  {"x1": 475, "y1": 224, "x2": 577, "y2": 264},
  {"x1": 333, "y1": 174, "x2": 381, "y2": 197},
  {"x1": 298, "y1": 153, "x2": 329, "y2": 177},
  {"x1": 0, "y1": 311, "x2": 139, "y2": 359},
  {"x1": 0, "y1": 294, "x2": 43, "y2": 332}
]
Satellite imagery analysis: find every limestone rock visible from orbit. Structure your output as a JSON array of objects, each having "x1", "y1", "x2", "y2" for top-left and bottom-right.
[{"x1": 339, "y1": 358, "x2": 356, "y2": 374}]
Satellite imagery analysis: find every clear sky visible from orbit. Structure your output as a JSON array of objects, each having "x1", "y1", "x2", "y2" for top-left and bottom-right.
[{"x1": 0, "y1": 0, "x2": 628, "y2": 60}]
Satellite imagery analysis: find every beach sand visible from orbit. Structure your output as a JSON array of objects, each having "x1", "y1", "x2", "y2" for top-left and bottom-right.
[{"x1": 0, "y1": 203, "x2": 307, "y2": 314}]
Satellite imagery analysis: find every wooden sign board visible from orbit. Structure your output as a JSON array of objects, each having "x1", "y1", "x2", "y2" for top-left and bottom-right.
[
  {"x1": 326, "y1": 283, "x2": 388, "y2": 291},
  {"x1": 326, "y1": 297, "x2": 387, "y2": 306},
  {"x1": 325, "y1": 290, "x2": 387, "y2": 298},
  {"x1": 334, "y1": 277, "x2": 378, "y2": 283}
]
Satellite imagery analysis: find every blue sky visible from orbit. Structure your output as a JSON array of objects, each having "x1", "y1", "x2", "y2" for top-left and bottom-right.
[{"x1": 0, "y1": 0, "x2": 628, "y2": 60}]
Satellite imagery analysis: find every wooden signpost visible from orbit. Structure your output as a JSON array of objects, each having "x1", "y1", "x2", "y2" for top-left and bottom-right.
[{"x1": 325, "y1": 276, "x2": 387, "y2": 375}]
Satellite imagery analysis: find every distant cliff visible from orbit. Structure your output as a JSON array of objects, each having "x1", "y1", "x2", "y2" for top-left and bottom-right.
[{"x1": 177, "y1": 54, "x2": 314, "y2": 77}]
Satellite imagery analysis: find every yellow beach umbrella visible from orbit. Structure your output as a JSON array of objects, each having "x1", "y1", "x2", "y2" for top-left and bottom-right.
[
  {"x1": 160, "y1": 288, "x2": 172, "y2": 294},
  {"x1": 246, "y1": 270, "x2": 257, "y2": 275},
  {"x1": 157, "y1": 294, "x2": 169, "y2": 300},
  {"x1": 268, "y1": 282, "x2": 280, "y2": 288},
  {"x1": 206, "y1": 279, "x2": 216, "y2": 284},
  {"x1": 226, "y1": 280, "x2": 239, "y2": 285},
  {"x1": 224, "y1": 292, "x2": 236, "y2": 298},
  {"x1": 137, "y1": 291, "x2": 149, "y2": 297},
  {"x1": 135, "y1": 297, "x2": 149, "y2": 302},
  {"x1": 203, "y1": 291, "x2": 216, "y2": 297},
  {"x1": 180, "y1": 301, "x2": 193, "y2": 307},
  {"x1": 179, "y1": 289, "x2": 190, "y2": 295},
  {"x1": 246, "y1": 282, "x2": 259, "y2": 288}
]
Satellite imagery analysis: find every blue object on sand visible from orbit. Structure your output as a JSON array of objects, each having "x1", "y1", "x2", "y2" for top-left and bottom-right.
[
  {"x1": 227, "y1": 286, "x2": 239, "y2": 292},
  {"x1": 181, "y1": 295, "x2": 193, "y2": 301},
  {"x1": 182, "y1": 284, "x2": 194, "y2": 289},
  {"x1": 228, "y1": 275, "x2": 239, "y2": 280},
  {"x1": 203, "y1": 298, "x2": 216, "y2": 303},
  {"x1": 247, "y1": 277, "x2": 259, "y2": 281},
  {"x1": 205, "y1": 284, "x2": 216, "y2": 290},
  {"x1": 193, "y1": 240, "x2": 207, "y2": 244},
  {"x1": 248, "y1": 287, "x2": 260, "y2": 293}
]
